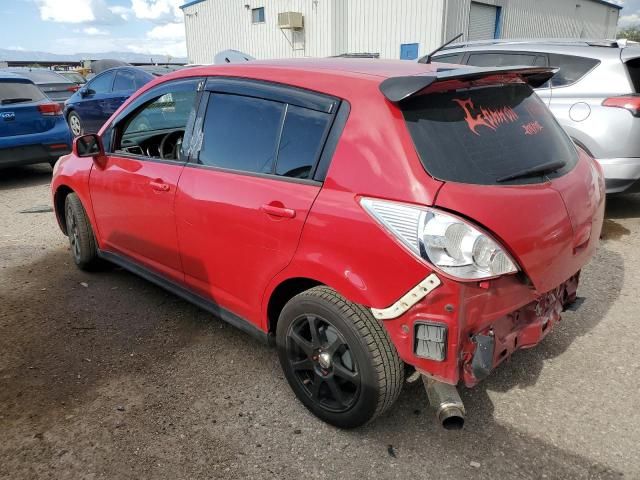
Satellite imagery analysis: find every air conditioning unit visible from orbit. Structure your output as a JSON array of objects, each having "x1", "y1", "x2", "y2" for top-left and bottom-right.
[{"x1": 278, "y1": 11, "x2": 303, "y2": 29}]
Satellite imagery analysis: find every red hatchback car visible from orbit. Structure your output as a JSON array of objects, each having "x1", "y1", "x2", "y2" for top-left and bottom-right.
[{"x1": 52, "y1": 59, "x2": 605, "y2": 429}]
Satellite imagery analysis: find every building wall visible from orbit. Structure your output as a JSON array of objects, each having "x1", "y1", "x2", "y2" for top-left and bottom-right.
[
  {"x1": 445, "y1": 0, "x2": 620, "y2": 42},
  {"x1": 183, "y1": 0, "x2": 620, "y2": 64},
  {"x1": 183, "y1": 0, "x2": 446, "y2": 63}
]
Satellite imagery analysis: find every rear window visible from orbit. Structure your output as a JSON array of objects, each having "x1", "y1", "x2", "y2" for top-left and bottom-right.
[
  {"x1": 547, "y1": 54, "x2": 599, "y2": 87},
  {"x1": 10, "y1": 69, "x2": 71, "y2": 85},
  {"x1": 0, "y1": 80, "x2": 46, "y2": 104},
  {"x1": 401, "y1": 83, "x2": 578, "y2": 185},
  {"x1": 467, "y1": 53, "x2": 539, "y2": 67},
  {"x1": 627, "y1": 58, "x2": 640, "y2": 93}
]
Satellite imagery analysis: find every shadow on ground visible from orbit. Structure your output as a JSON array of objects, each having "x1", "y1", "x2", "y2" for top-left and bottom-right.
[{"x1": 0, "y1": 164, "x2": 53, "y2": 191}]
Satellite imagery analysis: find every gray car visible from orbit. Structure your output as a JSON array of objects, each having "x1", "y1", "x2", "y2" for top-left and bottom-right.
[{"x1": 425, "y1": 39, "x2": 640, "y2": 194}]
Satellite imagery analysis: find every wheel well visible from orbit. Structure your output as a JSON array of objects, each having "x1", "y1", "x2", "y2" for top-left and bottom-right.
[
  {"x1": 54, "y1": 185, "x2": 74, "y2": 235},
  {"x1": 267, "y1": 278, "x2": 322, "y2": 334}
]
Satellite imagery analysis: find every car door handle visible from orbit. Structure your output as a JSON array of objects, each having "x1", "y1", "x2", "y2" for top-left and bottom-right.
[
  {"x1": 150, "y1": 180, "x2": 170, "y2": 192},
  {"x1": 260, "y1": 203, "x2": 296, "y2": 219}
]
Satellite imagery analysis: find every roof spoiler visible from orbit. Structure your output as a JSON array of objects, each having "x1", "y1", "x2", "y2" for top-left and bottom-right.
[{"x1": 379, "y1": 66, "x2": 558, "y2": 103}]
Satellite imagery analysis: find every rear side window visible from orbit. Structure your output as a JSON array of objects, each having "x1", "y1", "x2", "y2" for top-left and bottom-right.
[
  {"x1": 401, "y1": 83, "x2": 578, "y2": 185},
  {"x1": 547, "y1": 54, "x2": 599, "y2": 87},
  {"x1": 467, "y1": 53, "x2": 539, "y2": 67},
  {"x1": 113, "y1": 70, "x2": 136, "y2": 92},
  {"x1": 199, "y1": 94, "x2": 285, "y2": 174},
  {"x1": 276, "y1": 106, "x2": 331, "y2": 178},
  {"x1": 198, "y1": 93, "x2": 331, "y2": 179},
  {"x1": 433, "y1": 53, "x2": 464, "y2": 64},
  {"x1": 627, "y1": 58, "x2": 640, "y2": 93},
  {"x1": 89, "y1": 71, "x2": 115, "y2": 94},
  {"x1": 0, "y1": 81, "x2": 46, "y2": 104}
]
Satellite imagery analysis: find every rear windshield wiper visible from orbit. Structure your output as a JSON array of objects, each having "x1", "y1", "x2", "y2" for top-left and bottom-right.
[
  {"x1": 496, "y1": 160, "x2": 566, "y2": 183},
  {"x1": 1, "y1": 98, "x2": 33, "y2": 105}
]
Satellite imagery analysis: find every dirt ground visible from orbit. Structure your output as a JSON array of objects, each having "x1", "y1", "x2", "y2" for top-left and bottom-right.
[{"x1": 1, "y1": 164, "x2": 639, "y2": 480}]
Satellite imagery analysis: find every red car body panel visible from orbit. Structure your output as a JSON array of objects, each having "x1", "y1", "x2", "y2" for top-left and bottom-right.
[{"x1": 51, "y1": 59, "x2": 605, "y2": 389}]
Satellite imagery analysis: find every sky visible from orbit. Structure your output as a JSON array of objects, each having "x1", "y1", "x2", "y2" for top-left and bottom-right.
[
  {"x1": 1, "y1": 0, "x2": 640, "y2": 58},
  {"x1": 1, "y1": 0, "x2": 187, "y2": 57}
]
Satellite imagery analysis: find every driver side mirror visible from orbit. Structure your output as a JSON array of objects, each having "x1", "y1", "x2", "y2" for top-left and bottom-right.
[
  {"x1": 74, "y1": 134, "x2": 104, "y2": 158},
  {"x1": 80, "y1": 88, "x2": 94, "y2": 98}
]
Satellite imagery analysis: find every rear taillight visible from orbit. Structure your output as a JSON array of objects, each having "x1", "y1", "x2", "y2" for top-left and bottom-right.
[
  {"x1": 67, "y1": 85, "x2": 80, "y2": 93},
  {"x1": 602, "y1": 95, "x2": 640, "y2": 117},
  {"x1": 38, "y1": 103, "x2": 63, "y2": 116}
]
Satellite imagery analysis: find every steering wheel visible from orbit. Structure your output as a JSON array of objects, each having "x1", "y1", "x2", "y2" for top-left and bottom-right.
[{"x1": 159, "y1": 130, "x2": 185, "y2": 160}]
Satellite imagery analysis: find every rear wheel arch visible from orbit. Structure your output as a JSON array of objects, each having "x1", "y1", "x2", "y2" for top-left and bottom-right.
[{"x1": 267, "y1": 277, "x2": 323, "y2": 334}]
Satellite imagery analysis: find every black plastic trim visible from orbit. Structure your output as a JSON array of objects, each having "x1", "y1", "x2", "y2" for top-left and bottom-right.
[
  {"x1": 313, "y1": 100, "x2": 350, "y2": 182},
  {"x1": 204, "y1": 77, "x2": 338, "y2": 113},
  {"x1": 185, "y1": 162, "x2": 322, "y2": 186},
  {"x1": 97, "y1": 249, "x2": 273, "y2": 346}
]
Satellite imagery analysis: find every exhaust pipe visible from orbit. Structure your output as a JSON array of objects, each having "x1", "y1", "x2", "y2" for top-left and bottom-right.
[{"x1": 422, "y1": 375, "x2": 465, "y2": 430}]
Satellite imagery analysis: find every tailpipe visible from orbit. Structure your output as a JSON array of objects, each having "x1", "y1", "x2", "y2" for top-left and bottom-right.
[{"x1": 422, "y1": 375, "x2": 465, "y2": 430}]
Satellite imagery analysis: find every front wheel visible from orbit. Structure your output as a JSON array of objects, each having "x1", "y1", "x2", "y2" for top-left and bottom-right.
[
  {"x1": 65, "y1": 193, "x2": 99, "y2": 270},
  {"x1": 67, "y1": 111, "x2": 83, "y2": 137},
  {"x1": 276, "y1": 286, "x2": 404, "y2": 428}
]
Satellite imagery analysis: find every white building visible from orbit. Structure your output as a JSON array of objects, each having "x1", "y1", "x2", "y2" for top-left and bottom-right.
[{"x1": 181, "y1": 0, "x2": 622, "y2": 64}]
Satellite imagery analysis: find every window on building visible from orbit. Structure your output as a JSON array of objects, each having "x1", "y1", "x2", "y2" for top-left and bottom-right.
[
  {"x1": 198, "y1": 94, "x2": 284, "y2": 174},
  {"x1": 547, "y1": 54, "x2": 600, "y2": 87},
  {"x1": 276, "y1": 106, "x2": 331, "y2": 179},
  {"x1": 251, "y1": 7, "x2": 265, "y2": 23}
]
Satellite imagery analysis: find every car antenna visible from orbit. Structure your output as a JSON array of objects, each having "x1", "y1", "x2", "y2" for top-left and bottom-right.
[{"x1": 421, "y1": 33, "x2": 464, "y2": 64}]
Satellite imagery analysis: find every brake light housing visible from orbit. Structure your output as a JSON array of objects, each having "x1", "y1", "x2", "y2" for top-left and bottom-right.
[
  {"x1": 602, "y1": 95, "x2": 640, "y2": 117},
  {"x1": 360, "y1": 197, "x2": 519, "y2": 281},
  {"x1": 38, "y1": 103, "x2": 63, "y2": 116}
]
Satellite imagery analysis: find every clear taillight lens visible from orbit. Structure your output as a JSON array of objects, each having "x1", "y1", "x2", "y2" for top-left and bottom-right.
[{"x1": 360, "y1": 197, "x2": 519, "y2": 280}]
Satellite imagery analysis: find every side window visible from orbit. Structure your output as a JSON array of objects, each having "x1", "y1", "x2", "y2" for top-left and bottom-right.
[
  {"x1": 433, "y1": 53, "x2": 464, "y2": 64},
  {"x1": 133, "y1": 70, "x2": 151, "y2": 89},
  {"x1": 198, "y1": 94, "x2": 284, "y2": 174},
  {"x1": 547, "y1": 54, "x2": 600, "y2": 87},
  {"x1": 113, "y1": 70, "x2": 136, "y2": 92},
  {"x1": 276, "y1": 106, "x2": 331, "y2": 179},
  {"x1": 114, "y1": 85, "x2": 198, "y2": 160},
  {"x1": 88, "y1": 71, "x2": 115, "y2": 94},
  {"x1": 467, "y1": 53, "x2": 538, "y2": 67}
]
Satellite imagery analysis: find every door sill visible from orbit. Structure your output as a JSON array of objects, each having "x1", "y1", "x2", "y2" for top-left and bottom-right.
[{"x1": 97, "y1": 249, "x2": 273, "y2": 346}]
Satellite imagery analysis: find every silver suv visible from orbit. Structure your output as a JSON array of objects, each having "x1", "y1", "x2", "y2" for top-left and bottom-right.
[{"x1": 425, "y1": 39, "x2": 640, "y2": 194}]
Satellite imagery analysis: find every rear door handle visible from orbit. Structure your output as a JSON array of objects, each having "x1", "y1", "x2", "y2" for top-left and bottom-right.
[
  {"x1": 150, "y1": 180, "x2": 170, "y2": 192},
  {"x1": 261, "y1": 204, "x2": 296, "y2": 219}
]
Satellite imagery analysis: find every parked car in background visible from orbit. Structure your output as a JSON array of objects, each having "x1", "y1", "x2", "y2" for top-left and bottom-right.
[
  {"x1": 64, "y1": 66, "x2": 154, "y2": 136},
  {"x1": 426, "y1": 39, "x2": 640, "y2": 194},
  {"x1": 139, "y1": 65, "x2": 186, "y2": 76},
  {"x1": 58, "y1": 71, "x2": 87, "y2": 87},
  {"x1": 52, "y1": 59, "x2": 604, "y2": 429},
  {"x1": 0, "y1": 72, "x2": 71, "y2": 168},
  {"x1": 3, "y1": 68, "x2": 79, "y2": 106}
]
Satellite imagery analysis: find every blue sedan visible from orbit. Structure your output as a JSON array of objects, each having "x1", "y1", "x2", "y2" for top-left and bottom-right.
[
  {"x1": 64, "y1": 67, "x2": 154, "y2": 136},
  {"x1": 0, "y1": 72, "x2": 72, "y2": 168}
]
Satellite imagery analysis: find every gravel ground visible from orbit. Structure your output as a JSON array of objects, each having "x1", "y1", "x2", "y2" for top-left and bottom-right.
[{"x1": 1, "y1": 164, "x2": 639, "y2": 479}]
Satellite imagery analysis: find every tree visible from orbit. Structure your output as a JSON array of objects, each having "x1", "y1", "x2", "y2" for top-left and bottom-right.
[{"x1": 618, "y1": 25, "x2": 640, "y2": 42}]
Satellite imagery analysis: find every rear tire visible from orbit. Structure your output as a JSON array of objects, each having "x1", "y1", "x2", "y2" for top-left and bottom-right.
[
  {"x1": 64, "y1": 193, "x2": 99, "y2": 270},
  {"x1": 276, "y1": 286, "x2": 404, "y2": 428},
  {"x1": 67, "y1": 111, "x2": 83, "y2": 137}
]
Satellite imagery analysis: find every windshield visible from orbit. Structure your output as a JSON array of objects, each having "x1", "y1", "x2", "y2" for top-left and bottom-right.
[
  {"x1": 401, "y1": 83, "x2": 578, "y2": 185},
  {"x1": 0, "y1": 80, "x2": 46, "y2": 104}
]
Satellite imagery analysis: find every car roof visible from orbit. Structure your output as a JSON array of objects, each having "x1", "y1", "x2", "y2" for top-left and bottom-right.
[
  {"x1": 435, "y1": 39, "x2": 639, "y2": 60},
  {"x1": 0, "y1": 71, "x2": 34, "y2": 83},
  {"x1": 4, "y1": 67, "x2": 74, "y2": 84}
]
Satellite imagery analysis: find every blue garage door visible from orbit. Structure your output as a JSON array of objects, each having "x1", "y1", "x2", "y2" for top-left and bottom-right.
[{"x1": 400, "y1": 43, "x2": 419, "y2": 60}]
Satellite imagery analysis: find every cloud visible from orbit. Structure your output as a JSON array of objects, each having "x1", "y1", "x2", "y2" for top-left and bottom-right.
[
  {"x1": 130, "y1": 0, "x2": 183, "y2": 24},
  {"x1": 125, "y1": 22, "x2": 186, "y2": 58},
  {"x1": 7, "y1": 46, "x2": 26, "y2": 51},
  {"x1": 83, "y1": 26, "x2": 109, "y2": 35},
  {"x1": 35, "y1": 0, "x2": 121, "y2": 24},
  {"x1": 619, "y1": 13, "x2": 640, "y2": 26},
  {"x1": 109, "y1": 5, "x2": 130, "y2": 20}
]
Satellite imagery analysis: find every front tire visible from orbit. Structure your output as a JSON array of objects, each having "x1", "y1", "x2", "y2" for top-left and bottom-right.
[
  {"x1": 276, "y1": 286, "x2": 404, "y2": 428},
  {"x1": 64, "y1": 193, "x2": 99, "y2": 270},
  {"x1": 67, "y1": 111, "x2": 83, "y2": 137}
]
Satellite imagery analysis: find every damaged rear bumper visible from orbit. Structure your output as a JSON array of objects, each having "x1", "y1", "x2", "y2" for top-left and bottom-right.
[{"x1": 380, "y1": 271, "x2": 581, "y2": 387}]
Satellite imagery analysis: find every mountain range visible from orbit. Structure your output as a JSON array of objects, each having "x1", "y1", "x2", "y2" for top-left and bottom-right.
[{"x1": 0, "y1": 48, "x2": 187, "y2": 64}]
